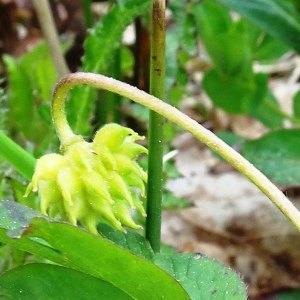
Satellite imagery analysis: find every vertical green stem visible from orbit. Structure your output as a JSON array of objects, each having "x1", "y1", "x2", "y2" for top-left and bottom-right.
[
  {"x1": 81, "y1": 0, "x2": 93, "y2": 29},
  {"x1": 145, "y1": 0, "x2": 166, "y2": 252},
  {"x1": 0, "y1": 131, "x2": 36, "y2": 180}
]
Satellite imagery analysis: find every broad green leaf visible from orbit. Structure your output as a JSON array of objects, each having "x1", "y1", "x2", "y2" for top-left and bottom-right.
[
  {"x1": 68, "y1": 0, "x2": 151, "y2": 135},
  {"x1": 215, "y1": 132, "x2": 244, "y2": 148},
  {"x1": 214, "y1": 0, "x2": 300, "y2": 54},
  {"x1": 98, "y1": 223, "x2": 154, "y2": 261},
  {"x1": 202, "y1": 70, "x2": 267, "y2": 114},
  {"x1": 0, "y1": 201, "x2": 190, "y2": 300},
  {"x1": 0, "y1": 263, "x2": 133, "y2": 300},
  {"x1": 154, "y1": 253, "x2": 247, "y2": 300},
  {"x1": 0, "y1": 201, "x2": 65, "y2": 265},
  {"x1": 284, "y1": 0, "x2": 300, "y2": 12},
  {"x1": 241, "y1": 129, "x2": 300, "y2": 184},
  {"x1": 250, "y1": 90, "x2": 283, "y2": 128},
  {"x1": 293, "y1": 89, "x2": 300, "y2": 118},
  {"x1": 191, "y1": 0, "x2": 232, "y2": 37},
  {"x1": 246, "y1": 22, "x2": 290, "y2": 63},
  {"x1": 192, "y1": 1, "x2": 252, "y2": 79}
]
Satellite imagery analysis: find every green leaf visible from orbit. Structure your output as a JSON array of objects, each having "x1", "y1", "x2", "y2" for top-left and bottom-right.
[
  {"x1": 241, "y1": 129, "x2": 300, "y2": 184},
  {"x1": 165, "y1": 0, "x2": 197, "y2": 93},
  {"x1": 154, "y1": 253, "x2": 247, "y2": 300},
  {"x1": 4, "y1": 177, "x2": 38, "y2": 210},
  {"x1": 246, "y1": 22, "x2": 290, "y2": 63},
  {"x1": 293, "y1": 89, "x2": 300, "y2": 118},
  {"x1": 98, "y1": 223, "x2": 154, "y2": 261},
  {"x1": 249, "y1": 90, "x2": 284, "y2": 128},
  {"x1": 3, "y1": 55, "x2": 35, "y2": 140},
  {"x1": 0, "y1": 263, "x2": 133, "y2": 300},
  {"x1": 165, "y1": 29, "x2": 180, "y2": 92},
  {"x1": 3, "y1": 42, "x2": 56, "y2": 145},
  {"x1": 191, "y1": 0, "x2": 232, "y2": 37},
  {"x1": 0, "y1": 201, "x2": 190, "y2": 300},
  {"x1": 162, "y1": 190, "x2": 190, "y2": 210},
  {"x1": 215, "y1": 132, "x2": 244, "y2": 148},
  {"x1": 214, "y1": 0, "x2": 300, "y2": 54},
  {"x1": 214, "y1": 132, "x2": 244, "y2": 161},
  {"x1": 202, "y1": 70, "x2": 267, "y2": 114},
  {"x1": 275, "y1": 289, "x2": 300, "y2": 299},
  {"x1": 68, "y1": 0, "x2": 151, "y2": 135},
  {"x1": 193, "y1": 1, "x2": 252, "y2": 78}
]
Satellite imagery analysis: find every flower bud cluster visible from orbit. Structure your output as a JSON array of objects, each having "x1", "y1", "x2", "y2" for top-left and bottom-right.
[{"x1": 25, "y1": 124, "x2": 148, "y2": 234}]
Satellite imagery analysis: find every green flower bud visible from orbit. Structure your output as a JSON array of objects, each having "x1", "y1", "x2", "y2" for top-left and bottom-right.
[
  {"x1": 25, "y1": 123, "x2": 147, "y2": 234},
  {"x1": 93, "y1": 123, "x2": 134, "y2": 151}
]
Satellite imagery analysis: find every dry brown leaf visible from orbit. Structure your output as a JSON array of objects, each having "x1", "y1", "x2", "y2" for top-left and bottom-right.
[{"x1": 163, "y1": 133, "x2": 300, "y2": 298}]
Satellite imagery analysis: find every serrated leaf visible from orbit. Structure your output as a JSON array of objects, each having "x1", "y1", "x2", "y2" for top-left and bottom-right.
[
  {"x1": 3, "y1": 55, "x2": 35, "y2": 139},
  {"x1": 0, "y1": 201, "x2": 190, "y2": 300},
  {"x1": 241, "y1": 129, "x2": 300, "y2": 184},
  {"x1": 68, "y1": 0, "x2": 151, "y2": 135},
  {"x1": 214, "y1": 0, "x2": 300, "y2": 54},
  {"x1": 154, "y1": 253, "x2": 247, "y2": 300},
  {"x1": 3, "y1": 42, "x2": 56, "y2": 145},
  {"x1": 0, "y1": 263, "x2": 133, "y2": 300}
]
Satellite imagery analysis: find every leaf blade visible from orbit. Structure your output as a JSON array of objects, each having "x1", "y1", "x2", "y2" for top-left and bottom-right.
[
  {"x1": 0, "y1": 263, "x2": 133, "y2": 300},
  {"x1": 214, "y1": 0, "x2": 300, "y2": 53}
]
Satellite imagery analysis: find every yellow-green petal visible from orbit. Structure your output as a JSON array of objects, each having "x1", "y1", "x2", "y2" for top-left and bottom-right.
[{"x1": 113, "y1": 199, "x2": 142, "y2": 230}]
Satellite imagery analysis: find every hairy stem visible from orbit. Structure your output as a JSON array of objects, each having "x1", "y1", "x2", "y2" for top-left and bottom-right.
[
  {"x1": 146, "y1": 0, "x2": 166, "y2": 253},
  {"x1": 52, "y1": 72, "x2": 300, "y2": 233},
  {"x1": 31, "y1": 0, "x2": 69, "y2": 79}
]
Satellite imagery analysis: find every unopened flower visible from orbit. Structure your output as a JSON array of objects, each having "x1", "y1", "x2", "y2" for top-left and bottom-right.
[{"x1": 25, "y1": 124, "x2": 148, "y2": 234}]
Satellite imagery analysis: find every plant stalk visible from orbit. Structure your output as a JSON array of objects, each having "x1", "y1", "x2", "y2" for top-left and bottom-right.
[
  {"x1": 0, "y1": 131, "x2": 36, "y2": 180},
  {"x1": 146, "y1": 0, "x2": 166, "y2": 252},
  {"x1": 52, "y1": 72, "x2": 300, "y2": 234},
  {"x1": 31, "y1": 0, "x2": 69, "y2": 79}
]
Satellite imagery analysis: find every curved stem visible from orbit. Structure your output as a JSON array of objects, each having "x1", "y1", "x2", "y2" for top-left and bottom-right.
[{"x1": 53, "y1": 72, "x2": 300, "y2": 233}]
